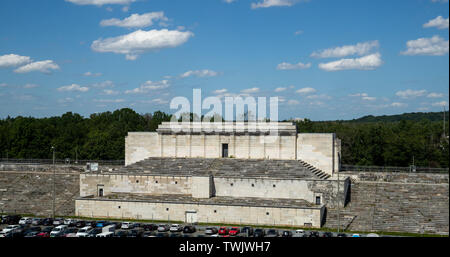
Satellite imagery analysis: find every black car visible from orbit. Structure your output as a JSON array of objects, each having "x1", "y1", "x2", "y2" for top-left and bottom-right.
[
  {"x1": 253, "y1": 229, "x2": 265, "y2": 237},
  {"x1": 281, "y1": 231, "x2": 292, "y2": 237},
  {"x1": 266, "y1": 229, "x2": 279, "y2": 237},
  {"x1": 337, "y1": 233, "x2": 347, "y2": 237},
  {"x1": 75, "y1": 220, "x2": 86, "y2": 228},
  {"x1": 86, "y1": 228, "x2": 102, "y2": 237},
  {"x1": 41, "y1": 226, "x2": 53, "y2": 233},
  {"x1": 141, "y1": 231, "x2": 155, "y2": 237},
  {"x1": 24, "y1": 226, "x2": 41, "y2": 234},
  {"x1": 143, "y1": 223, "x2": 158, "y2": 231},
  {"x1": 309, "y1": 231, "x2": 319, "y2": 237},
  {"x1": 322, "y1": 232, "x2": 333, "y2": 237},
  {"x1": 112, "y1": 222, "x2": 122, "y2": 229},
  {"x1": 85, "y1": 221, "x2": 97, "y2": 227},
  {"x1": 183, "y1": 225, "x2": 196, "y2": 233},
  {"x1": 42, "y1": 218, "x2": 54, "y2": 226},
  {"x1": 114, "y1": 230, "x2": 129, "y2": 238},
  {"x1": 3, "y1": 215, "x2": 21, "y2": 225},
  {"x1": 241, "y1": 227, "x2": 254, "y2": 236},
  {"x1": 128, "y1": 229, "x2": 144, "y2": 237},
  {"x1": 24, "y1": 231, "x2": 40, "y2": 237}
]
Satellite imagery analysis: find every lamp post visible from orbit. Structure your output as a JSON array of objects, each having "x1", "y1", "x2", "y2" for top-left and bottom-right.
[
  {"x1": 337, "y1": 169, "x2": 340, "y2": 234},
  {"x1": 51, "y1": 146, "x2": 55, "y2": 219}
]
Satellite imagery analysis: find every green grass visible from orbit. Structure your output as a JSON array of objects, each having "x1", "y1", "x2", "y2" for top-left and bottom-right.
[{"x1": 2, "y1": 212, "x2": 447, "y2": 237}]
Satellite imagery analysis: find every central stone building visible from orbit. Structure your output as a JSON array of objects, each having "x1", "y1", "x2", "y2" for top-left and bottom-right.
[{"x1": 76, "y1": 122, "x2": 349, "y2": 228}]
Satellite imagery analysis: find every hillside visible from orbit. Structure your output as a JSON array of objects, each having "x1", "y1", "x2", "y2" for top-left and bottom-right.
[{"x1": 342, "y1": 111, "x2": 449, "y2": 123}]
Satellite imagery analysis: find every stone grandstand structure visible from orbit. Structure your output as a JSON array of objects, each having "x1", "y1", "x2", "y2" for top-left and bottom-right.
[{"x1": 76, "y1": 122, "x2": 348, "y2": 228}]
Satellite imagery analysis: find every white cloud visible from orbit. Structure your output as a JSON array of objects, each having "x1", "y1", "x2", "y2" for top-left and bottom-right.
[
  {"x1": 362, "y1": 96, "x2": 376, "y2": 101},
  {"x1": 349, "y1": 92, "x2": 376, "y2": 101},
  {"x1": 276, "y1": 61, "x2": 311, "y2": 70},
  {"x1": 311, "y1": 40, "x2": 379, "y2": 58},
  {"x1": 349, "y1": 93, "x2": 369, "y2": 97},
  {"x1": 213, "y1": 89, "x2": 228, "y2": 94},
  {"x1": 94, "y1": 98, "x2": 125, "y2": 103},
  {"x1": 396, "y1": 89, "x2": 427, "y2": 99},
  {"x1": 65, "y1": 0, "x2": 135, "y2": 6},
  {"x1": 57, "y1": 84, "x2": 89, "y2": 92},
  {"x1": 401, "y1": 35, "x2": 449, "y2": 56},
  {"x1": 91, "y1": 29, "x2": 194, "y2": 60},
  {"x1": 125, "y1": 80, "x2": 169, "y2": 94},
  {"x1": 306, "y1": 94, "x2": 331, "y2": 100},
  {"x1": 287, "y1": 99, "x2": 300, "y2": 105},
  {"x1": 427, "y1": 92, "x2": 444, "y2": 98},
  {"x1": 318, "y1": 53, "x2": 383, "y2": 71},
  {"x1": 432, "y1": 101, "x2": 448, "y2": 107},
  {"x1": 180, "y1": 69, "x2": 219, "y2": 78},
  {"x1": 294, "y1": 30, "x2": 303, "y2": 35},
  {"x1": 251, "y1": 0, "x2": 301, "y2": 9},
  {"x1": 84, "y1": 71, "x2": 102, "y2": 77},
  {"x1": 14, "y1": 60, "x2": 60, "y2": 74},
  {"x1": 23, "y1": 84, "x2": 38, "y2": 89},
  {"x1": 391, "y1": 102, "x2": 407, "y2": 107},
  {"x1": 274, "y1": 87, "x2": 286, "y2": 92},
  {"x1": 100, "y1": 12, "x2": 168, "y2": 28},
  {"x1": 103, "y1": 89, "x2": 119, "y2": 95},
  {"x1": 241, "y1": 87, "x2": 260, "y2": 94},
  {"x1": 142, "y1": 98, "x2": 169, "y2": 104},
  {"x1": 296, "y1": 87, "x2": 316, "y2": 94},
  {"x1": 223, "y1": 0, "x2": 237, "y2": 3},
  {"x1": 431, "y1": 0, "x2": 448, "y2": 3},
  {"x1": 92, "y1": 80, "x2": 114, "y2": 88},
  {"x1": 0, "y1": 54, "x2": 31, "y2": 68},
  {"x1": 58, "y1": 97, "x2": 74, "y2": 104},
  {"x1": 423, "y1": 16, "x2": 449, "y2": 30}
]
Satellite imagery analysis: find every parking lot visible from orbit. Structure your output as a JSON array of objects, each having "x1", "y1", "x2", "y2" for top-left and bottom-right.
[{"x1": 0, "y1": 215, "x2": 381, "y2": 238}]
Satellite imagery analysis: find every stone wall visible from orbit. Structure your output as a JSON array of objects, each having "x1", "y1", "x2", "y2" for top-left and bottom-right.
[
  {"x1": 297, "y1": 133, "x2": 337, "y2": 176},
  {"x1": 0, "y1": 170, "x2": 79, "y2": 217},
  {"x1": 324, "y1": 172, "x2": 449, "y2": 235},
  {"x1": 76, "y1": 198, "x2": 324, "y2": 227}
]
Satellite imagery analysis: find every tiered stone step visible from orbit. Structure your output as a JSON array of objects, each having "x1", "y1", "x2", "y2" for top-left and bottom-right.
[
  {"x1": 298, "y1": 160, "x2": 331, "y2": 180},
  {"x1": 116, "y1": 157, "x2": 326, "y2": 180}
]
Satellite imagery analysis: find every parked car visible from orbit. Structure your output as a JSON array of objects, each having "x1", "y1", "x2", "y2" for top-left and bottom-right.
[
  {"x1": 352, "y1": 234, "x2": 361, "y2": 237},
  {"x1": 96, "y1": 232, "x2": 114, "y2": 237},
  {"x1": 95, "y1": 220, "x2": 110, "y2": 228},
  {"x1": 3, "y1": 215, "x2": 21, "y2": 225},
  {"x1": 241, "y1": 227, "x2": 253, "y2": 236},
  {"x1": 85, "y1": 220, "x2": 96, "y2": 227},
  {"x1": 41, "y1": 226, "x2": 53, "y2": 233},
  {"x1": 2, "y1": 225, "x2": 21, "y2": 233},
  {"x1": 218, "y1": 227, "x2": 229, "y2": 235},
  {"x1": 86, "y1": 228, "x2": 102, "y2": 237},
  {"x1": 229, "y1": 227, "x2": 240, "y2": 236},
  {"x1": 24, "y1": 226, "x2": 41, "y2": 234},
  {"x1": 157, "y1": 224, "x2": 170, "y2": 232},
  {"x1": 75, "y1": 220, "x2": 86, "y2": 228},
  {"x1": 114, "y1": 230, "x2": 129, "y2": 237},
  {"x1": 42, "y1": 218, "x2": 53, "y2": 226},
  {"x1": 76, "y1": 226, "x2": 93, "y2": 237},
  {"x1": 36, "y1": 228, "x2": 52, "y2": 238},
  {"x1": 64, "y1": 219, "x2": 76, "y2": 226},
  {"x1": 253, "y1": 229, "x2": 265, "y2": 237},
  {"x1": 183, "y1": 225, "x2": 196, "y2": 233},
  {"x1": 337, "y1": 233, "x2": 347, "y2": 237},
  {"x1": 141, "y1": 231, "x2": 155, "y2": 237},
  {"x1": 366, "y1": 233, "x2": 380, "y2": 237},
  {"x1": 293, "y1": 229, "x2": 306, "y2": 237},
  {"x1": 0, "y1": 231, "x2": 10, "y2": 237},
  {"x1": 31, "y1": 218, "x2": 43, "y2": 225},
  {"x1": 62, "y1": 228, "x2": 79, "y2": 237},
  {"x1": 170, "y1": 224, "x2": 183, "y2": 232},
  {"x1": 128, "y1": 229, "x2": 144, "y2": 237},
  {"x1": 53, "y1": 218, "x2": 64, "y2": 226},
  {"x1": 121, "y1": 222, "x2": 134, "y2": 229},
  {"x1": 142, "y1": 223, "x2": 157, "y2": 231},
  {"x1": 111, "y1": 222, "x2": 122, "y2": 229},
  {"x1": 266, "y1": 229, "x2": 279, "y2": 237},
  {"x1": 282, "y1": 230, "x2": 292, "y2": 237},
  {"x1": 50, "y1": 225, "x2": 68, "y2": 237},
  {"x1": 19, "y1": 217, "x2": 33, "y2": 225},
  {"x1": 24, "y1": 231, "x2": 40, "y2": 237},
  {"x1": 205, "y1": 227, "x2": 218, "y2": 235},
  {"x1": 309, "y1": 231, "x2": 320, "y2": 237},
  {"x1": 322, "y1": 232, "x2": 333, "y2": 237}
]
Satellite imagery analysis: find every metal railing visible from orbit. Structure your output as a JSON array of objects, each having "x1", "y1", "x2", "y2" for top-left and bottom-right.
[
  {"x1": 0, "y1": 158, "x2": 124, "y2": 166},
  {"x1": 341, "y1": 164, "x2": 449, "y2": 174}
]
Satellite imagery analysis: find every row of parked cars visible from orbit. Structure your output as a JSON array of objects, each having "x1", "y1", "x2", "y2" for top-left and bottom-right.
[{"x1": 1, "y1": 215, "x2": 378, "y2": 238}]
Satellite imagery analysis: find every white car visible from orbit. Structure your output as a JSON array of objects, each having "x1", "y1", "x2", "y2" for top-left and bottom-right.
[
  {"x1": 366, "y1": 233, "x2": 380, "y2": 237},
  {"x1": 0, "y1": 231, "x2": 10, "y2": 237},
  {"x1": 2, "y1": 225, "x2": 21, "y2": 233},
  {"x1": 64, "y1": 219, "x2": 76, "y2": 226},
  {"x1": 121, "y1": 222, "x2": 134, "y2": 229},
  {"x1": 76, "y1": 226, "x2": 93, "y2": 237},
  {"x1": 96, "y1": 232, "x2": 114, "y2": 237},
  {"x1": 293, "y1": 229, "x2": 306, "y2": 237},
  {"x1": 50, "y1": 225, "x2": 68, "y2": 237},
  {"x1": 170, "y1": 224, "x2": 183, "y2": 232},
  {"x1": 18, "y1": 217, "x2": 33, "y2": 225}
]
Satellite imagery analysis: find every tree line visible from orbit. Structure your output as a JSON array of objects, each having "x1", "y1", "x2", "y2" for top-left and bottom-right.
[{"x1": 0, "y1": 108, "x2": 448, "y2": 167}]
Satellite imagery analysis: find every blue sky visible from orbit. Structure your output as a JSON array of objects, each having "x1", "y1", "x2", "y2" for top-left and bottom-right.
[{"x1": 0, "y1": 0, "x2": 448, "y2": 120}]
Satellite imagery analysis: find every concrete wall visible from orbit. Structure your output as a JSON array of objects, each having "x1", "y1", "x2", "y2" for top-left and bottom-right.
[
  {"x1": 75, "y1": 199, "x2": 324, "y2": 228},
  {"x1": 125, "y1": 132, "x2": 159, "y2": 166},
  {"x1": 297, "y1": 133, "x2": 336, "y2": 176}
]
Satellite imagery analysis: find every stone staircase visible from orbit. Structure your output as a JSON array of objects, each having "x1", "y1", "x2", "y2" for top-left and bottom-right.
[
  {"x1": 118, "y1": 157, "x2": 328, "y2": 180},
  {"x1": 298, "y1": 160, "x2": 331, "y2": 180}
]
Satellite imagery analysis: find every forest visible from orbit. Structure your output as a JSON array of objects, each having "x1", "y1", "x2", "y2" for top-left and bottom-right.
[{"x1": 0, "y1": 108, "x2": 448, "y2": 168}]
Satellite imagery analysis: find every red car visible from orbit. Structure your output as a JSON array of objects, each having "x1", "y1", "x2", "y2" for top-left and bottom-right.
[
  {"x1": 218, "y1": 227, "x2": 228, "y2": 235},
  {"x1": 36, "y1": 232, "x2": 50, "y2": 237},
  {"x1": 229, "y1": 227, "x2": 240, "y2": 236}
]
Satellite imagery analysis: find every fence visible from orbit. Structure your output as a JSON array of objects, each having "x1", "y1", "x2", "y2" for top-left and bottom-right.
[
  {"x1": 0, "y1": 158, "x2": 124, "y2": 166},
  {"x1": 341, "y1": 164, "x2": 449, "y2": 174}
]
